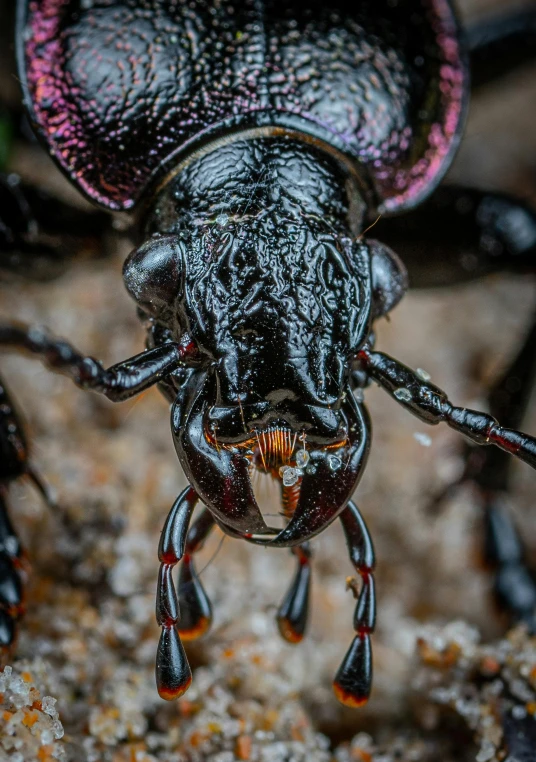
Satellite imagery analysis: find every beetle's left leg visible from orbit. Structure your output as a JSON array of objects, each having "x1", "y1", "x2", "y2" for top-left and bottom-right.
[
  {"x1": 0, "y1": 323, "x2": 196, "y2": 401},
  {"x1": 333, "y1": 501, "x2": 376, "y2": 708},
  {"x1": 177, "y1": 508, "x2": 215, "y2": 642},
  {"x1": 358, "y1": 347, "x2": 536, "y2": 628},
  {"x1": 156, "y1": 487, "x2": 197, "y2": 700},
  {"x1": 277, "y1": 543, "x2": 312, "y2": 644}
]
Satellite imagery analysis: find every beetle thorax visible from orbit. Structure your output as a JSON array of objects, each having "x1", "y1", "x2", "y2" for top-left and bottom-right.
[{"x1": 124, "y1": 135, "x2": 376, "y2": 452}]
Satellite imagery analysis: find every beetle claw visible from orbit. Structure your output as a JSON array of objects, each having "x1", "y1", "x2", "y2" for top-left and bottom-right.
[
  {"x1": 174, "y1": 382, "x2": 270, "y2": 536},
  {"x1": 333, "y1": 633, "x2": 372, "y2": 708},
  {"x1": 270, "y1": 397, "x2": 371, "y2": 547},
  {"x1": 156, "y1": 626, "x2": 192, "y2": 701}
]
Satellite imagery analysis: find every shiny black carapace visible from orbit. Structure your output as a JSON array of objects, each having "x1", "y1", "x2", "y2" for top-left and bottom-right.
[{"x1": 1, "y1": 0, "x2": 536, "y2": 707}]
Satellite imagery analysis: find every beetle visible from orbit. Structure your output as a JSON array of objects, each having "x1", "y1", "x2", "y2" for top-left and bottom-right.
[{"x1": 1, "y1": 0, "x2": 536, "y2": 709}]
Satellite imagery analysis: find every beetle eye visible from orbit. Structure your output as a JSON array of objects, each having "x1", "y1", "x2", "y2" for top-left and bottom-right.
[{"x1": 123, "y1": 235, "x2": 184, "y2": 320}]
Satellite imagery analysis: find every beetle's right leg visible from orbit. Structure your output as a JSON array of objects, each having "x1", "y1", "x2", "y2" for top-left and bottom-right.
[
  {"x1": 155, "y1": 487, "x2": 198, "y2": 700},
  {"x1": 333, "y1": 501, "x2": 376, "y2": 708},
  {"x1": 375, "y1": 182, "x2": 536, "y2": 629},
  {"x1": 177, "y1": 508, "x2": 215, "y2": 642},
  {"x1": 0, "y1": 323, "x2": 197, "y2": 402},
  {"x1": 376, "y1": 186, "x2": 536, "y2": 288},
  {"x1": 276, "y1": 543, "x2": 312, "y2": 644},
  {"x1": 0, "y1": 376, "x2": 48, "y2": 657},
  {"x1": 359, "y1": 346, "x2": 536, "y2": 630}
]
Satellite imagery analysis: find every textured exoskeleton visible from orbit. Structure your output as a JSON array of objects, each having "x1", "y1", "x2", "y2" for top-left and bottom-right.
[{"x1": 1, "y1": 0, "x2": 534, "y2": 709}]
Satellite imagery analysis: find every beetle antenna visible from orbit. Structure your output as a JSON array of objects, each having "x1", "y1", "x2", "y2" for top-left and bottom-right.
[{"x1": 357, "y1": 213, "x2": 382, "y2": 240}]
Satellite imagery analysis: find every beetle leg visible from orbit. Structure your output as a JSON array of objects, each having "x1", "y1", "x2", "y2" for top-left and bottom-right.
[
  {"x1": 483, "y1": 496, "x2": 536, "y2": 632},
  {"x1": 359, "y1": 342, "x2": 536, "y2": 630},
  {"x1": 0, "y1": 173, "x2": 110, "y2": 281},
  {"x1": 276, "y1": 543, "x2": 311, "y2": 644},
  {"x1": 473, "y1": 314, "x2": 536, "y2": 630},
  {"x1": 467, "y1": 8, "x2": 536, "y2": 91},
  {"x1": 155, "y1": 487, "x2": 197, "y2": 700},
  {"x1": 0, "y1": 486, "x2": 26, "y2": 658},
  {"x1": 0, "y1": 323, "x2": 197, "y2": 401},
  {"x1": 0, "y1": 377, "x2": 53, "y2": 658},
  {"x1": 333, "y1": 501, "x2": 376, "y2": 708},
  {"x1": 177, "y1": 508, "x2": 215, "y2": 642},
  {"x1": 435, "y1": 314, "x2": 536, "y2": 630},
  {"x1": 358, "y1": 348, "x2": 536, "y2": 471},
  {"x1": 376, "y1": 186, "x2": 536, "y2": 288}
]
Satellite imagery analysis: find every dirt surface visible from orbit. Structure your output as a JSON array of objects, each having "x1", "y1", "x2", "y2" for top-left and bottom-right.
[{"x1": 1, "y1": 1, "x2": 536, "y2": 760}]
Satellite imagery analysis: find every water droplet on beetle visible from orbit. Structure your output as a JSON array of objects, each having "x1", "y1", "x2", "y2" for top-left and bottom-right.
[
  {"x1": 353, "y1": 388, "x2": 364, "y2": 402},
  {"x1": 295, "y1": 450, "x2": 310, "y2": 468},
  {"x1": 416, "y1": 368, "x2": 431, "y2": 382},
  {"x1": 394, "y1": 388, "x2": 412, "y2": 402},
  {"x1": 282, "y1": 467, "x2": 301, "y2": 486},
  {"x1": 327, "y1": 455, "x2": 341, "y2": 471}
]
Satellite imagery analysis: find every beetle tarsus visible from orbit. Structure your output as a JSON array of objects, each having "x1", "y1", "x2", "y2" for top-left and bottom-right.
[
  {"x1": 155, "y1": 488, "x2": 198, "y2": 700},
  {"x1": 333, "y1": 501, "x2": 376, "y2": 708},
  {"x1": 277, "y1": 543, "x2": 312, "y2": 644},
  {"x1": 156, "y1": 625, "x2": 192, "y2": 701},
  {"x1": 177, "y1": 509, "x2": 215, "y2": 642}
]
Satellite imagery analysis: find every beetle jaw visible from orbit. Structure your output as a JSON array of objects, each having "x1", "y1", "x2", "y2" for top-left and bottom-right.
[{"x1": 173, "y1": 383, "x2": 370, "y2": 547}]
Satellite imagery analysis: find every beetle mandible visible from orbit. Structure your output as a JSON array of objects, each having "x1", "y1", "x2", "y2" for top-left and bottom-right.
[{"x1": 1, "y1": 0, "x2": 536, "y2": 708}]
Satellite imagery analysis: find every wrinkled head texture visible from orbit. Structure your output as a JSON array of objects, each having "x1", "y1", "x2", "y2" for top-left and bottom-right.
[{"x1": 124, "y1": 137, "x2": 405, "y2": 544}]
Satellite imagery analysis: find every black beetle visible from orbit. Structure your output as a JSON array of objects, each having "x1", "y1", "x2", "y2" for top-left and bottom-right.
[{"x1": 1, "y1": 0, "x2": 536, "y2": 708}]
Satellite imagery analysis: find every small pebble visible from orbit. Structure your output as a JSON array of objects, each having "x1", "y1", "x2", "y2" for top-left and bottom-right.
[{"x1": 413, "y1": 432, "x2": 432, "y2": 447}]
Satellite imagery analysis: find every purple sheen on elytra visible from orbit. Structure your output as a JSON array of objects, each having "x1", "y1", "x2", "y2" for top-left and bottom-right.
[{"x1": 20, "y1": 0, "x2": 467, "y2": 213}]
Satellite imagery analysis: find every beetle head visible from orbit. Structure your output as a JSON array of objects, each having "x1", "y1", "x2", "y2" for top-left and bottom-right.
[
  {"x1": 123, "y1": 203, "x2": 405, "y2": 544},
  {"x1": 124, "y1": 219, "x2": 372, "y2": 426}
]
